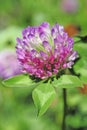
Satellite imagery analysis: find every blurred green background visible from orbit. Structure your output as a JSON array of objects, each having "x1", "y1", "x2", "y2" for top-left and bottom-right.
[{"x1": 0, "y1": 0, "x2": 87, "y2": 130}]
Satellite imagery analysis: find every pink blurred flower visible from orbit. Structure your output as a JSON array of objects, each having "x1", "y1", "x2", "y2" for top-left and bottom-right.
[
  {"x1": 61, "y1": 0, "x2": 79, "y2": 13},
  {"x1": 0, "y1": 50, "x2": 21, "y2": 79},
  {"x1": 16, "y1": 22, "x2": 78, "y2": 79}
]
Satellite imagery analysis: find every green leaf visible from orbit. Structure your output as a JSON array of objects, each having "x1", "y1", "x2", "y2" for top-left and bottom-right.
[
  {"x1": 74, "y1": 43, "x2": 87, "y2": 83},
  {"x1": 52, "y1": 75, "x2": 83, "y2": 88},
  {"x1": 2, "y1": 74, "x2": 36, "y2": 87},
  {"x1": 74, "y1": 43, "x2": 87, "y2": 58},
  {"x1": 32, "y1": 82, "x2": 56, "y2": 116},
  {"x1": 74, "y1": 58, "x2": 87, "y2": 83}
]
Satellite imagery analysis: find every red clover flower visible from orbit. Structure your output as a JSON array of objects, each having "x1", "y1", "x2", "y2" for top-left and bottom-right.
[
  {"x1": 60, "y1": 0, "x2": 79, "y2": 13},
  {"x1": 16, "y1": 22, "x2": 78, "y2": 79},
  {"x1": 0, "y1": 50, "x2": 21, "y2": 79}
]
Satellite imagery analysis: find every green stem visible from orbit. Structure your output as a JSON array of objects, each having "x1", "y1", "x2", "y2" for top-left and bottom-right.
[{"x1": 62, "y1": 88, "x2": 67, "y2": 130}]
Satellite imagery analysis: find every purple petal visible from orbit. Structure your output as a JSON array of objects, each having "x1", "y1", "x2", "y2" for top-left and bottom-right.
[
  {"x1": 40, "y1": 51, "x2": 48, "y2": 60},
  {"x1": 42, "y1": 41, "x2": 52, "y2": 51},
  {"x1": 68, "y1": 51, "x2": 78, "y2": 61}
]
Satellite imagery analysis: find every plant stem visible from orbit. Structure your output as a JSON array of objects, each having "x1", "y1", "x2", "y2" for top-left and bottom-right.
[{"x1": 62, "y1": 88, "x2": 67, "y2": 130}]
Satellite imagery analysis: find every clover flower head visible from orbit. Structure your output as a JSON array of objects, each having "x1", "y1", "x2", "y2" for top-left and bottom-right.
[
  {"x1": 0, "y1": 50, "x2": 21, "y2": 79},
  {"x1": 16, "y1": 22, "x2": 78, "y2": 79},
  {"x1": 61, "y1": 0, "x2": 79, "y2": 13}
]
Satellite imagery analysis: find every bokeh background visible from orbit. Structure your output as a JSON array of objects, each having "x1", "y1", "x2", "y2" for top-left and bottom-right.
[{"x1": 0, "y1": 0, "x2": 87, "y2": 130}]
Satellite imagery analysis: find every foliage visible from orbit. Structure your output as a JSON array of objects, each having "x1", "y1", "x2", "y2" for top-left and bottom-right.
[{"x1": 0, "y1": 0, "x2": 87, "y2": 130}]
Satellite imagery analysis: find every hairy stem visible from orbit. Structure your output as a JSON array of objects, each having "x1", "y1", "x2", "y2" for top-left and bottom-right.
[{"x1": 62, "y1": 88, "x2": 67, "y2": 130}]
